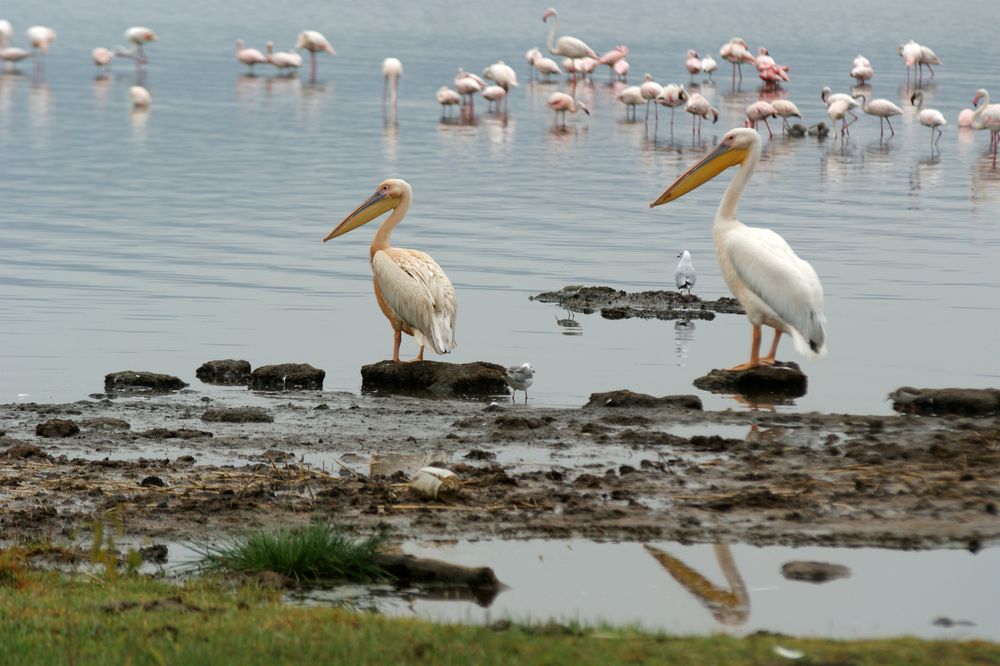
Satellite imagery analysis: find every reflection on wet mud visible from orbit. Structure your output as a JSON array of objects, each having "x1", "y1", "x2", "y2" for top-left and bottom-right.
[{"x1": 644, "y1": 543, "x2": 749, "y2": 626}]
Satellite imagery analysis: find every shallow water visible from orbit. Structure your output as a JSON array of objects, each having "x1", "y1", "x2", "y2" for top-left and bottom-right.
[{"x1": 1, "y1": 0, "x2": 998, "y2": 412}]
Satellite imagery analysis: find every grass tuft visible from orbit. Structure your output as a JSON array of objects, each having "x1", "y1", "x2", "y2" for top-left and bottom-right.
[{"x1": 189, "y1": 523, "x2": 390, "y2": 582}]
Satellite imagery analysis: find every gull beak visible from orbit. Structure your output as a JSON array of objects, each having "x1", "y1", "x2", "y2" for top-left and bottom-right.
[
  {"x1": 323, "y1": 189, "x2": 396, "y2": 241},
  {"x1": 650, "y1": 140, "x2": 748, "y2": 207}
]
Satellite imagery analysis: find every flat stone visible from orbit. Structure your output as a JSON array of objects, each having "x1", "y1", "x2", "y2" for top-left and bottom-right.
[
  {"x1": 889, "y1": 387, "x2": 1000, "y2": 417},
  {"x1": 532, "y1": 285, "x2": 743, "y2": 321},
  {"x1": 201, "y1": 407, "x2": 274, "y2": 423},
  {"x1": 104, "y1": 371, "x2": 188, "y2": 394},
  {"x1": 249, "y1": 363, "x2": 325, "y2": 391},
  {"x1": 781, "y1": 560, "x2": 851, "y2": 583},
  {"x1": 361, "y1": 361, "x2": 509, "y2": 398},
  {"x1": 693, "y1": 362, "x2": 807, "y2": 398},
  {"x1": 35, "y1": 419, "x2": 80, "y2": 438},
  {"x1": 584, "y1": 390, "x2": 703, "y2": 410},
  {"x1": 196, "y1": 359, "x2": 252, "y2": 386}
]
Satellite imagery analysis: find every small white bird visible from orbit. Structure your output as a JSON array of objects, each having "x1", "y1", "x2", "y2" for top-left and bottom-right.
[
  {"x1": 129, "y1": 85, "x2": 151, "y2": 108},
  {"x1": 504, "y1": 363, "x2": 535, "y2": 404},
  {"x1": 674, "y1": 251, "x2": 696, "y2": 295}
]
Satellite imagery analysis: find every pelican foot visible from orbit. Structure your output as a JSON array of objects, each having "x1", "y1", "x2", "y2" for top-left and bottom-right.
[
  {"x1": 758, "y1": 357, "x2": 777, "y2": 366},
  {"x1": 726, "y1": 361, "x2": 762, "y2": 372}
]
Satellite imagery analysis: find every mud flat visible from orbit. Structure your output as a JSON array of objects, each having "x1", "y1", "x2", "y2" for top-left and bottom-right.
[
  {"x1": 531, "y1": 285, "x2": 744, "y2": 321},
  {"x1": 0, "y1": 390, "x2": 997, "y2": 552}
]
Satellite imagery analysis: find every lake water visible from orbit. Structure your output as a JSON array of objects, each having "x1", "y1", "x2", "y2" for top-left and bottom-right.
[{"x1": 1, "y1": 0, "x2": 998, "y2": 413}]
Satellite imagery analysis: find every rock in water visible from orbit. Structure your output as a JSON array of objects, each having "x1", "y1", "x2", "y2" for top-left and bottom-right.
[
  {"x1": 104, "y1": 371, "x2": 188, "y2": 394},
  {"x1": 693, "y1": 362, "x2": 807, "y2": 399},
  {"x1": 889, "y1": 387, "x2": 1000, "y2": 417},
  {"x1": 196, "y1": 360, "x2": 252, "y2": 385},
  {"x1": 781, "y1": 560, "x2": 851, "y2": 583},
  {"x1": 249, "y1": 363, "x2": 325, "y2": 391},
  {"x1": 583, "y1": 390, "x2": 703, "y2": 410},
  {"x1": 361, "y1": 361, "x2": 508, "y2": 398},
  {"x1": 36, "y1": 419, "x2": 80, "y2": 438}
]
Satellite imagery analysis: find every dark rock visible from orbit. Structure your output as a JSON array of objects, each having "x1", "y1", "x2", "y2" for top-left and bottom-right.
[
  {"x1": 464, "y1": 449, "x2": 497, "y2": 461},
  {"x1": 889, "y1": 387, "x2": 1000, "y2": 417},
  {"x1": 139, "y1": 544, "x2": 169, "y2": 563},
  {"x1": 494, "y1": 415, "x2": 551, "y2": 430},
  {"x1": 140, "y1": 476, "x2": 166, "y2": 488},
  {"x1": 196, "y1": 359, "x2": 252, "y2": 386},
  {"x1": 138, "y1": 428, "x2": 213, "y2": 440},
  {"x1": 81, "y1": 417, "x2": 131, "y2": 430},
  {"x1": 532, "y1": 285, "x2": 743, "y2": 321},
  {"x1": 35, "y1": 419, "x2": 80, "y2": 438},
  {"x1": 104, "y1": 371, "x2": 188, "y2": 394},
  {"x1": 2, "y1": 444, "x2": 49, "y2": 459},
  {"x1": 781, "y1": 560, "x2": 851, "y2": 583},
  {"x1": 583, "y1": 390, "x2": 703, "y2": 410},
  {"x1": 249, "y1": 363, "x2": 325, "y2": 391},
  {"x1": 201, "y1": 407, "x2": 274, "y2": 424},
  {"x1": 361, "y1": 360, "x2": 508, "y2": 398},
  {"x1": 693, "y1": 362, "x2": 807, "y2": 398}
]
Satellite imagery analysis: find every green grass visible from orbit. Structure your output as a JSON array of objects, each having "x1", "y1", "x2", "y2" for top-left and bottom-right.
[
  {"x1": 188, "y1": 523, "x2": 390, "y2": 581},
  {"x1": 1, "y1": 570, "x2": 999, "y2": 666}
]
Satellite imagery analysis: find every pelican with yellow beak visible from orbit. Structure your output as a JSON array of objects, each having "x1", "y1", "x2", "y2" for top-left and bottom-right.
[
  {"x1": 324, "y1": 179, "x2": 457, "y2": 362},
  {"x1": 650, "y1": 128, "x2": 826, "y2": 370}
]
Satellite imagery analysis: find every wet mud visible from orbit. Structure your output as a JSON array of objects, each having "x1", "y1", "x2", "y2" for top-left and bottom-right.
[
  {"x1": 1, "y1": 390, "x2": 998, "y2": 552},
  {"x1": 531, "y1": 285, "x2": 744, "y2": 321}
]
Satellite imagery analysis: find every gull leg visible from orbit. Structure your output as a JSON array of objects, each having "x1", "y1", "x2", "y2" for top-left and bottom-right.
[
  {"x1": 759, "y1": 329, "x2": 782, "y2": 365},
  {"x1": 727, "y1": 324, "x2": 762, "y2": 371},
  {"x1": 524, "y1": 390, "x2": 528, "y2": 405}
]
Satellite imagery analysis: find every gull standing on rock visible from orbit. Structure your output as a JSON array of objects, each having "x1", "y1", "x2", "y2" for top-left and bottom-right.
[
  {"x1": 675, "y1": 251, "x2": 696, "y2": 295},
  {"x1": 505, "y1": 363, "x2": 535, "y2": 404}
]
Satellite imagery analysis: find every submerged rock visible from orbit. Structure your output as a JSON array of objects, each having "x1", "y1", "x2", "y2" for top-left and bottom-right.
[
  {"x1": 104, "y1": 371, "x2": 188, "y2": 394},
  {"x1": 781, "y1": 560, "x2": 851, "y2": 583},
  {"x1": 693, "y1": 362, "x2": 807, "y2": 399},
  {"x1": 361, "y1": 361, "x2": 508, "y2": 398},
  {"x1": 584, "y1": 390, "x2": 703, "y2": 410},
  {"x1": 532, "y1": 285, "x2": 743, "y2": 321},
  {"x1": 889, "y1": 387, "x2": 1000, "y2": 417},
  {"x1": 196, "y1": 359, "x2": 252, "y2": 386},
  {"x1": 201, "y1": 407, "x2": 274, "y2": 424},
  {"x1": 35, "y1": 419, "x2": 81, "y2": 438},
  {"x1": 249, "y1": 363, "x2": 325, "y2": 391}
]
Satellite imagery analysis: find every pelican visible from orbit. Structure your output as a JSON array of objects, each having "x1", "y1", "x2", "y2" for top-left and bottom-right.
[
  {"x1": 910, "y1": 90, "x2": 946, "y2": 145},
  {"x1": 853, "y1": 93, "x2": 902, "y2": 138},
  {"x1": 323, "y1": 179, "x2": 457, "y2": 363},
  {"x1": 382, "y1": 57, "x2": 402, "y2": 103},
  {"x1": 542, "y1": 8, "x2": 597, "y2": 78},
  {"x1": 650, "y1": 128, "x2": 827, "y2": 370},
  {"x1": 674, "y1": 251, "x2": 696, "y2": 295}
]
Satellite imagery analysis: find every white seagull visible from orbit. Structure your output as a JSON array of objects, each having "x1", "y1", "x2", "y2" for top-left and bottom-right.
[
  {"x1": 504, "y1": 363, "x2": 535, "y2": 404},
  {"x1": 674, "y1": 251, "x2": 697, "y2": 295}
]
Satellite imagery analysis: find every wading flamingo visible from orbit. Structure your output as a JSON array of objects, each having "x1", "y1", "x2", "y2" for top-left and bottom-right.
[
  {"x1": 382, "y1": 57, "x2": 402, "y2": 103},
  {"x1": 613, "y1": 58, "x2": 629, "y2": 82},
  {"x1": 971, "y1": 89, "x2": 1000, "y2": 160},
  {"x1": 640, "y1": 73, "x2": 663, "y2": 122},
  {"x1": 236, "y1": 39, "x2": 268, "y2": 74},
  {"x1": 525, "y1": 47, "x2": 541, "y2": 79},
  {"x1": 533, "y1": 56, "x2": 561, "y2": 82},
  {"x1": 598, "y1": 45, "x2": 628, "y2": 81},
  {"x1": 323, "y1": 179, "x2": 457, "y2": 363},
  {"x1": 910, "y1": 90, "x2": 946, "y2": 145},
  {"x1": 617, "y1": 85, "x2": 643, "y2": 120},
  {"x1": 650, "y1": 128, "x2": 827, "y2": 370},
  {"x1": 853, "y1": 93, "x2": 902, "y2": 138},
  {"x1": 685, "y1": 92, "x2": 718, "y2": 135},
  {"x1": 685, "y1": 50, "x2": 702, "y2": 80},
  {"x1": 266, "y1": 42, "x2": 302, "y2": 73},
  {"x1": 547, "y1": 91, "x2": 589, "y2": 128},
  {"x1": 720, "y1": 38, "x2": 755, "y2": 86},
  {"x1": 745, "y1": 100, "x2": 778, "y2": 138},
  {"x1": 542, "y1": 8, "x2": 597, "y2": 80},
  {"x1": 116, "y1": 27, "x2": 157, "y2": 75},
  {"x1": 129, "y1": 85, "x2": 151, "y2": 108},
  {"x1": 655, "y1": 84, "x2": 689, "y2": 126},
  {"x1": 850, "y1": 55, "x2": 873, "y2": 84},
  {"x1": 701, "y1": 55, "x2": 717, "y2": 80},
  {"x1": 296, "y1": 30, "x2": 334, "y2": 80},
  {"x1": 770, "y1": 99, "x2": 801, "y2": 133},
  {"x1": 92, "y1": 47, "x2": 113, "y2": 74},
  {"x1": 822, "y1": 86, "x2": 859, "y2": 124},
  {"x1": 436, "y1": 86, "x2": 461, "y2": 117}
]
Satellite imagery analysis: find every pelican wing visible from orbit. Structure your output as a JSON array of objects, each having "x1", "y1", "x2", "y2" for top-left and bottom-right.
[
  {"x1": 725, "y1": 227, "x2": 827, "y2": 356},
  {"x1": 372, "y1": 249, "x2": 457, "y2": 354}
]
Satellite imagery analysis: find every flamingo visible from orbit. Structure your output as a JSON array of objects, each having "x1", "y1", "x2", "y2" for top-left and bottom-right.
[
  {"x1": 745, "y1": 101, "x2": 778, "y2": 138},
  {"x1": 455, "y1": 68, "x2": 484, "y2": 111},
  {"x1": 770, "y1": 99, "x2": 801, "y2": 133},
  {"x1": 129, "y1": 85, "x2": 151, "y2": 108},
  {"x1": 821, "y1": 86, "x2": 859, "y2": 125},
  {"x1": 1, "y1": 46, "x2": 30, "y2": 70},
  {"x1": 958, "y1": 109, "x2": 975, "y2": 128},
  {"x1": 617, "y1": 85, "x2": 644, "y2": 120},
  {"x1": 575, "y1": 56, "x2": 598, "y2": 81},
  {"x1": 613, "y1": 58, "x2": 629, "y2": 82},
  {"x1": 296, "y1": 30, "x2": 334, "y2": 81},
  {"x1": 92, "y1": 47, "x2": 114, "y2": 74},
  {"x1": 701, "y1": 55, "x2": 717, "y2": 80},
  {"x1": 323, "y1": 179, "x2": 457, "y2": 364},
  {"x1": 755, "y1": 47, "x2": 789, "y2": 85},
  {"x1": 853, "y1": 93, "x2": 902, "y2": 138},
  {"x1": 898, "y1": 40, "x2": 921, "y2": 79},
  {"x1": 971, "y1": 89, "x2": 1000, "y2": 160},
  {"x1": 484, "y1": 60, "x2": 518, "y2": 96},
  {"x1": 26, "y1": 25, "x2": 55, "y2": 70},
  {"x1": 910, "y1": 90, "x2": 946, "y2": 145},
  {"x1": 720, "y1": 37, "x2": 755, "y2": 86},
  {"x1": 827, "y1": 98, "x2": 852, "y2": 137},
  {"x1": 685, "y1": 50, "x2": 702, "y2": 80},
  {"x1": 116, "y1": 27, "x2": 157, "y2": 75},
  {"x1": 382, "y1": 57, "x2": 402, "y2": 104},
  {"x1": 918, "y1": 44, "x2": 941, "y2": 79},
  {"x1": 650, "y1": 128, "x2": 827, "y2": 370},
  {"x1": 236, "y1": 39, "x2": 268, "y2": 74},
  {"x1": 640, "y1": 73, "x2": 663, "y2": 122},
  {"x1": 850, "y1": 55, "x2": 873, "y2": 84},
  {"x1": 598, "y1": 45, "x2": 628, "y2": 81},
  {"x1": 547, "y1": 91, "x2": 589, "y2": 128},
  {"x1": 655, "y1": 84, "x2": 688, "y2": 126},
  {"x1": 436, "y1": 86, "x2": 461, "y2": 118},
  {"x1": 481, "y1": 85, "x2": 507, "y2": 112},
  {"x1": 542, "y1": 8, "x2": 597, "y2": 80},
  {"x1": 685, "y1": 93, "x2": 718, "y2": 135},
  {"x1": 533, "y1": 56, "x2": 561, "y2": 82},
  {"x1": 266, "y1": 42, "x2": 302, "y2": 73},
  {"x1": 0, "y1": 20, "x2": 12, "y2": 48},
  {"x1": 525, "y1": 47, "x2": 541, "y2": 79}
]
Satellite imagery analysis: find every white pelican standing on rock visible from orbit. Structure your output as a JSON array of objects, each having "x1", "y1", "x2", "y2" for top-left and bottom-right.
[
  {"x1": 650, "y1": 128, "x2": 827, "y2": 370},
  {"x1": 323, "y1": 179, "x2": 457, "y2": 363}
]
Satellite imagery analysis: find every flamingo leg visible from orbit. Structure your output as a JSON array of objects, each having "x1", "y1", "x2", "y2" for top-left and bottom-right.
[
  {"x1": 759, "y1": 330, "x2": 782, "y2": 365},
  {"x1": 727, "y1": 324, "x2": 762, "y2": 371},
  {"x1": 763, "y1": 118, "x2": 774, "y2": 139},
  {"x1": 886, "y1": 117, "x2": 895, "y2": 137}
]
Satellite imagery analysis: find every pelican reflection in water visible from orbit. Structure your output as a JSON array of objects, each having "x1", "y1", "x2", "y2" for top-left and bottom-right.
[
  {"x1": 324, "y1": 179, "x2": 457, "y2": 363},
  {"x1": 644, "y1": 544, "x2": 749, "y2": 626}
]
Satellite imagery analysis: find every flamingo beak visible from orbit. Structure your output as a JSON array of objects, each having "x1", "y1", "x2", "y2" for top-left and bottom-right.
[
  {"x1": 650, "y1": 141, "x2": 749, "y2": 207},
  {"x1": 324, "y1": 190, "x2": 397, "y2": 241}
]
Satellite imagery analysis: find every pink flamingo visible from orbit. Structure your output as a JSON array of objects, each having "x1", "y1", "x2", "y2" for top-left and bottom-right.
[
  {"x1": 296, "y1": 30, "x2": 334, "y2": 81},
  {"x1": 685, "y1": 92, "x2": 718, "y2": 135},
  {"x1": 26, "y1": 25, "x2": 55, "y2": 71},
  {"x1": 236, "y1": 39, "x2": 268, "y2": 74},
  {"x1": 455, "y1": 68, "x2": 485, "y2": 112},
  {"x1": 756, "y1": 47, "x2": 789, "y2": 86},
  {"x1": 525, "y1": 47, "x2": 541, "y2": 80},
  {"x1": 719, "y1": 37, "x2": 755, "y2": 86},
  {"x1": 116, "y1": 27, "x2": 157, "y2": 76},
  {"x1": 958, "y1": 109, "x2": 975, "y2": 127},
  {"x1": 547, "y1": 91, "x2": 589, "y2": 128},
  {"x1": 701, "y1": 55, "x2": 717, "y2": 80},
  {"x1": 482, "y1": 85, "x2": 507, "y2": 112},
  {"x1": 436, "y1": 86, "x2": 461, "y2": 118},
  {"x1": 382, "y1": 57, "x2": 402, "y2": 103},
  {"x1": 770, "y1": 99, "x2": 801, "y2": 133},
  {"x1": 685, "y1": 50, "x2": 702, "y2": 81},
  {"x1": 92, "y1": 47, "x2": 113, "y2": 74},
  {"x1": 655, "y1": 84, "x2": 688, "y2": 126},
  {"x1": 598, "y1": 45, "x2": 628, "y2": 81},
  {"x1": 854, "y1": 93, "x2": 902, "y2": 138},
  {"x1": 542, "y1": 8, "x2": 597, "y2": 81},
  {"x1": 850, "y1": 55, "x2": 873, "y2": 85},
  {"x1": 613, "y1": 58, "x2": 629, "y2": 82},
  {"x1": 745, "y1": 100, "x2": 778, "y2": 138},
  {"x1": 266, "y1": 42, "x2": 303, "y2": 74},
  {"x1": 640, "y1": 73, "x2": 663, "y2": 122},
  {"x1": 533, "y1": 56, "x2": 561, "y2": 82},
  {"x1": 617, "y1": 85, "x2": 643, "y2": 120},
  {"x1": 971, "y1": 89, "x2": 1000, "y2": 160},
  {"x1": 910, "y1": 91, "x2": 946, "y2": 146}
]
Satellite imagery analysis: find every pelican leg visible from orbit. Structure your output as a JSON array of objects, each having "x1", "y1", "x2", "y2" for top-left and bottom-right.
[
  {"x1": 415, "y1": 346, "x2": 425, "y2": 362},
  {"x1": 392, "y1": 329, "x2": 402, "y2": 363},
  {"x1": 759, "y1": 329, "x2": 782, "y2": 365},
  {"x1": 727, "y1": 324, "x2": 762, "y2": 371}
]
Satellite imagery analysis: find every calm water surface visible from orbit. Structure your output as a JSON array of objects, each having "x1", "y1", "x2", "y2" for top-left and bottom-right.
[{"x1": 1, "y1": 0, "x2": 998, "y2": 411}]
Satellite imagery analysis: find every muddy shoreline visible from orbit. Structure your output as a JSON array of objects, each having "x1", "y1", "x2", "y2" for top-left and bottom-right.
[{"x1": 1, "y1": 389, "x2": 998, "y2": 552}]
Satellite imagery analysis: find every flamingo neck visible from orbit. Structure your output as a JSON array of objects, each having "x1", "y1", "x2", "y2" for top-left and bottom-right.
[
  {"x1": 973, "y1": 91, "x2": 991, "y2": 124},
  {"x1": 545, "y1": 14, "x2": 558, "y2": 55},
  {"x1": 371, "y1": 189, "x2": 411, "y2": 256},
  {"x1": 715, "y1": 140, "x2": 760, "y2": 226}
]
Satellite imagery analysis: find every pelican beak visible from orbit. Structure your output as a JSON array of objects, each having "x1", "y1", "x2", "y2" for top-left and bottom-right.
[
  {"x1": 323, "y1": 189, "x2": 396, "y2": 241},
  {"x1": 650, "y1": 140, "x2": 748, "y2": 207}
]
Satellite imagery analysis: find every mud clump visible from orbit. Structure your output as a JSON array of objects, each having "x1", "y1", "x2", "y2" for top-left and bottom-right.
[
  {"x1": 2, "y1": 443, "x2": 49, "y2": 459},
  {"x1": 781, "y1": 560, "x2": 851, "y2": 583},
  {"x1": 139, "y1": 544, "x2": 169, "y2": 563},
  {"x1": 694, "y1": 362, "x2": 807, "y2": 398},
  {"x1": 532, "y1": 285, "x2": 744, "y2": 321},
  {"x1": 494, "y1": 415, "x2": 552, "y2": 430},
  {"x1": 249, "y1": 363, "x2": 325, "y2": 391},
  {"x1": 361, "y1": 361, "x2": 508, "y2": 398},
  {"x1": 138, "y1": 428, "x2": 213, "y2": 440},
  {"x1": 104, "y1": 371, "x2": 188, "y2": 394},
  {"x1": 35, "y1": 419, "x2": 80, "y2": 438},
  {"x1": 889, "y1": 387, "x2": 1000, "y2": 417},
  {"x1": 82, "y1": 417, "x2": 131, "y2": 431},
  {"x1": 584, "y1": 390, "x2": 703, "y2": 410},
  {"x1": 201, "y1": 407, "x2": 274, "y2": 424},
  {"x1": 196, "y1": 359, "x2": 252, "y2": 386}
]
